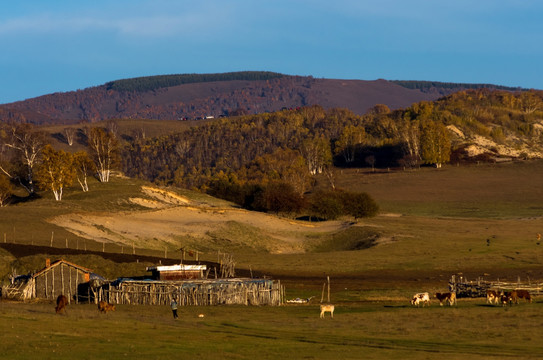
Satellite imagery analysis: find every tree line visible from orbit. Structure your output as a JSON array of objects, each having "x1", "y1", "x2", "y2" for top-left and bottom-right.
[
  {"x1": 106, "y1": 71, "x2": 285, "y2": 92},
  {"x1": 0, "y1": 124, "x2": 118, "y2": 203}
]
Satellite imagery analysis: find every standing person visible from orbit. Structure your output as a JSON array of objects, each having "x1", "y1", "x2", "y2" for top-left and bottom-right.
[{"x1": 170, "y1": 298, "x2": 178, "y2": 319}]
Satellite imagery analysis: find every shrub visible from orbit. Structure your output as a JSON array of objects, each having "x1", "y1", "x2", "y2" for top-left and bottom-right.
[
  {"x1": 341, "y1": 191, "x2": 379, "y2": 219},
  {"x1": 308, "y1": 190, "x2": 344, "y2": 220},
  {"x1": 253, "y1": 182, "x2": 305, "y2": 214}
]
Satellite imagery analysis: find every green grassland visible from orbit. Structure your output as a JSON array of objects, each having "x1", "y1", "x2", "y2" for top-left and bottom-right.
[
  {"x1": 1, "y1": 299, "x2": 542, "y2": 360},
  {"x1": 1, "y1": 160, "x2": 543, "y2": 358},
  {"x1": 2, "y1": 160, "x2": 543, "y2": 280}
]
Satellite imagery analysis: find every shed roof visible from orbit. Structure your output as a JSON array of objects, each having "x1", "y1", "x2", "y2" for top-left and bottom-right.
[
  {"x1": 33, "y1": 259, "x2": 93, "y2": 278},
  {"x1": 146, "y1": 264, "x2": 207, "y2": 272}
]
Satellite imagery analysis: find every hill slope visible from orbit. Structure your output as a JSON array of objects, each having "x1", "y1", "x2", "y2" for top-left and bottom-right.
[{"x1": 0, "y1": 72, "x2": 521, "y2": 125}]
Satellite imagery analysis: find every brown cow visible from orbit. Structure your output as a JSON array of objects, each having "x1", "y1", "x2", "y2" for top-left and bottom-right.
[
  {"x1": 514, "y1": 289, "x2": 532, "y2": 303},
  {"x1": 509, "y1": 291, "x2": 519, "y2": 305},
  {"x1": 55, "y1": 294, "x2": 68, "y2": 314},
  {"x1": 98, "y1": 301, "x2": 116, "y2": 313},
  {"x1": 435, "y1": 292, "x2": 456, "y2": 306}
]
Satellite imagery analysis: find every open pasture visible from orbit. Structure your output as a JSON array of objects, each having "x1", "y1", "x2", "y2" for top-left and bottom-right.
[
  {"x1": 2, "y1": 160, "x2": 543, "y2": 359},
  {"x1": 1, "y1": 298, "x2": 543, "y2": 359}
]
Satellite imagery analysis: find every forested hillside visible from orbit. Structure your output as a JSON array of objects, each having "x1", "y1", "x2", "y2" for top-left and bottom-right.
[
  {"x1": 0, "y1": 71, "x2": 522, "y2": 125},
  {"x1": 1, "y1": 88, "x2": 542, "y2": 218},
  {"x1": 120, "y1": 88, "x2": 543, "y2": 199}
]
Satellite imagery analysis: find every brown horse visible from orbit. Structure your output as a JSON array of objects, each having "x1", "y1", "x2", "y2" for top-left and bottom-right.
[{"x1": 55, "y1": 295, "x2": 68, "y2": 314}]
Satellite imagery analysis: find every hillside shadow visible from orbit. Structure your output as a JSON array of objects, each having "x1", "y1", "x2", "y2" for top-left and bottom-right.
[
  {"x1": 9, "y1": 193, "x2": 41, "y2": 205},
  {"x1": 295, "y1": 216, "x2": 327, "y2": 222},
  {"x1": 51, "y1": 132, "x2": 67, "y2": 144}
]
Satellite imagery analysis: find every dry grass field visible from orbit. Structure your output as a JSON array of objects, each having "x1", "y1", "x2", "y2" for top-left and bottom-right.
[{"x1": 1, "y1": 160, "x2": 543, "y2": 358}]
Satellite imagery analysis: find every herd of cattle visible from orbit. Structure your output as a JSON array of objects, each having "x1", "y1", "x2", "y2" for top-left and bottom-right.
[
  {"x1": 411, "y1": 289, "x2": 534, "y2": 307},
  {"x1": 54, "y1": 289, "x2": 534, "y2": 315}
]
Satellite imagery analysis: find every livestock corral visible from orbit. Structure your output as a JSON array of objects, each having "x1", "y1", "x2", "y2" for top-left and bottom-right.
[
  {"x1": 1, "y1": 258, "x2": 284, "y2": 307},
  {"x1": 449, "y1": 274, "x2": 543, "y2": 299},
  {"x1": 96, "y1": 278, "x2": 284, "y2": 306}
]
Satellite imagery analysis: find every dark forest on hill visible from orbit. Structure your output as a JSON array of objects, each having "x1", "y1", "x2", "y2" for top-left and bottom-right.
[{"x1": 1, "y1": 71, "x2": 524, "y2": 125}]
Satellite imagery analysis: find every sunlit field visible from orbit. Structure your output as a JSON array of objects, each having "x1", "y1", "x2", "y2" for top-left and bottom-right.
[
  {"x1": 2, "y1": 160, "x2": 543, "y2": 359},
  {"x1": 1, "y1": 299, "x2": 542, "y2": 360}
]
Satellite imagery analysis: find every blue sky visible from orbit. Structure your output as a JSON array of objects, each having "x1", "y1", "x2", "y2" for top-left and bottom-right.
[{"x1": 1, "y1": 0, "x2": 542, "y2": 104}]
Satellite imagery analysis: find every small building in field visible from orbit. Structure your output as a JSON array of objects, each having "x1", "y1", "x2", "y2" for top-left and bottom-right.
[
  {"x1": 146, "y1": 264, "x2": 207, "y2": 280},
  {"x1": 1, "y1": 259, "x2": 94, "y2": 302}
]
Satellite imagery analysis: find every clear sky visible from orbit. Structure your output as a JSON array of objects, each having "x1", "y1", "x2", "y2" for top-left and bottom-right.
[{"x1": 1, "y1": 0, "x2": 542, "y2": 104}]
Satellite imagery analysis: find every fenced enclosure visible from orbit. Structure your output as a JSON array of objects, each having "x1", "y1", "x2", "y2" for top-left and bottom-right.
[
  {"x1": 449, "y1": 274, "x2": 543, "y2": 298},
  {"x1": 0, "y1": 231, "x2": 223, "y2": 265},
  {"x1": 95, "y1": 278, "x2": 284, "y2": 306}
]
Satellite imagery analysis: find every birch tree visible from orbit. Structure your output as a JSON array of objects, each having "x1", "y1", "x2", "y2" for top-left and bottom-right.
[
  {"x1": 334, "y1": 125, "x2": 366, "y2": 164},
  {"x1": 397, "y1": 117, "x2": 421, "y2": 168},
  {"x1": 87, "y1": 127, "x2": 119, "y2": 182},
  {"x1": 0, "y1": 123, "x2": 46, "y2": 194},
  {"x1": 300, "y1": 135, "x2": 332, "y2": 175},
  {"x1": 420, "y1": 120, "x2": 451, "y2": 168},
  {"x1": 35, "y1": 145, "x2": 75, "y2": 201},
  {"x1": 73, "y1": 151, "x2": 95, "y2": 192},
  {"x1": 63, "y1": 127, "x2": 77, "y2": 146}
]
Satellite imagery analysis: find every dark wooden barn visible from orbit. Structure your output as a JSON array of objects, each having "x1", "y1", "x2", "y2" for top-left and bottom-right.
[
  {"x1": 32, "y1": 259, "x2": 93, "y2": 302},
  {"x1": 1, "y1": 259, "x2": 94, "y2": 302}
]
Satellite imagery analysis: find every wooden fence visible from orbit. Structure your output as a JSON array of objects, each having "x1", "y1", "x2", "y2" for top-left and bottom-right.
[
  {"x1": 95, "y1": 278, "x2": 284, "y2": 306},
  {"x1": 450, "y1": 274, "x2": 543, "y2": 298}
]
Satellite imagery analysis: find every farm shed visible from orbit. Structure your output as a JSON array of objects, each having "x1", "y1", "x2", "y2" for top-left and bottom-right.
[
  {"x1": 96, "y1": 278, "x2": 284, "y2": 306},
  {"x1": 146, "y1": 264, "x2": 207, "y2": 280},
  {"x1": 1, "y1": 259, "x2": 94, "y2": 302}
]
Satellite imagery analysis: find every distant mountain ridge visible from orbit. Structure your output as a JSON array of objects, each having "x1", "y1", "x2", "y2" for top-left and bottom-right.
[{"x1": 0, "y1": 71, "x2": 525, "y2": 125}]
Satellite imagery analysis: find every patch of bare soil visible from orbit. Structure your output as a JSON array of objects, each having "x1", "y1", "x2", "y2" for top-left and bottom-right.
[{"x1": 50, "y1": 186, "x2": 349, "y2": 254}]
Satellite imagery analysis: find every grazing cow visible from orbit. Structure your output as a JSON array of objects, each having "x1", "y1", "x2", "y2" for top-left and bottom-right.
[
  {"x1": 515, "y1": 289, "x2": 532, "y2": 303},
  {"x1": 486, "y1": 290, "x2": 500, "y2": 305},
  {"x1": 55, "y1": 294, "x2": 68, "y2": 314},
  {"x1": 411, "y1": 292, "x2": 430, "y2": 307},
  {"x1": 320, "y1": 304, "x2": 335, "y2": 318},
  {"x1": 509, "y1": 291, "x2": 519, "y2": 305},
  {"x1": 500, "y1": 293, "x2": 512, "y2": 306},
  {"x1": 98, "y1": 301, "x2": 116, "y2": 313},
  {"x1": 435, "y1": 292, "x2": 456, "y2": 306}
]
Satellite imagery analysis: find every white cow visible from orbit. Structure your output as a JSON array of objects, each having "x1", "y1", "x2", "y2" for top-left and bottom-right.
[
  {"x1": 486, "y1": 290, "x2": 500, "y2": 305},
  {"x1": 411, "y1": 292, "x2": 430, "y2": 307}
]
